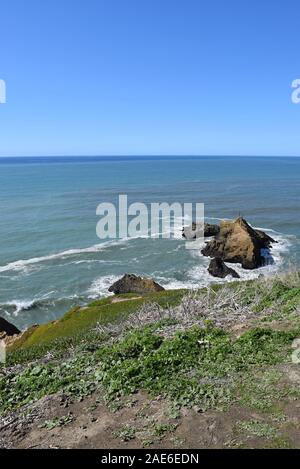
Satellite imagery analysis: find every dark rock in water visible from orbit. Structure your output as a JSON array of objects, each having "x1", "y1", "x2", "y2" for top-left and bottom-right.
[
  {"x1": 108, "y1": 274, "x2": 165, "y2": 295},
  {"x1": 204, "y1": 223, "x2": 221, "y2": 237},
  {"x1": 255, "y1": 229, "x2": 277, "y2": 247},
  {"x1": 0, "y1": 317, "x2": 20, "y2": 338},
  {"x1": 208, "y1": 258, "x2": 240, "y2": 279},
  {"x1": 202, "y1": 217, "x2": 276, "y2": 270},
  {"x1": 182, "y1": 222, "x2": 220, "y2": 240}
]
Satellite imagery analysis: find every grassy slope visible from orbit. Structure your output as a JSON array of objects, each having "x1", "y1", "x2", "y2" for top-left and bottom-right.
[
  {"x1": 8, "y1": 289, "x2": 187, "y2": 362},
  {"x1": 12, "y1": 276, "x2": 300, "y2": 345},
  {"x1": 2, "y1": 274, "x2": 300, "y2": 448},
  {"x1": 7, "y1": 275, "x2": 300, "y2": 359}
]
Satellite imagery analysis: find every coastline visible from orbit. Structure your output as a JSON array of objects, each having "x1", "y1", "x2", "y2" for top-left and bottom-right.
[
  {"x1": 1, "y1": 155, "x2": 299, "y2": 331},
  {"x1": 1, "y1": 271, "x2": 300, "y2": 449},
  {"x1": 1, "y1": 215, "x2": 294, "y2": 350},
  {"x1": 0, "y1": 220, "x2": 296, "y2": 331}
]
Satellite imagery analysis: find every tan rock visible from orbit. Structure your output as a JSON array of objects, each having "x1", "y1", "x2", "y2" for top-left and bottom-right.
[{"x1": 202, "y1": 217, "x2": 276, "y2": 270}]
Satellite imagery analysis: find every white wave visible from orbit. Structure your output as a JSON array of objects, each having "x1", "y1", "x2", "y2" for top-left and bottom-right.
[
  {"x1": 3, "y1": 299, "x2": 36, "y2": 316},
  {"x1": 0, "y1": 290, "x2": 88, "y2": 319},
  {"x1": 70, "y1": 259, "x2": 123, "y2": 266},
  {"x1": 206, "y1": 216, "x2": 231, "y2": 222},
  {"x1": 254, "y1": 226, "x2": 298, "y2": 238},
  {"x1": 263, "y1": 234, "x2": 293, "y2": 268},
  {"x1": 0, "y1": 238, "x2": 131, "y2": 274},
  {"x1": 160, "y1": 263, "x2": 272, "y2": 292},
  {"x1": 160, "y1": 278, "x2": 202, "y2": 290},
  {"x1": 87, "y1": 275, "x2": 119, "y2": 299},
  {"x1": 0, "y1": 289, "x2": 57, "y2": 316},
  {"x1": 166, "y1": 244, "x2": 184, "y2": 254}
]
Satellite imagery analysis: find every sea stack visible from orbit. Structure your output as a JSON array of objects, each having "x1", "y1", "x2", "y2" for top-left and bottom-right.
[{"x1": 202, "y1": 217, "x2": 276, "y2": 270}]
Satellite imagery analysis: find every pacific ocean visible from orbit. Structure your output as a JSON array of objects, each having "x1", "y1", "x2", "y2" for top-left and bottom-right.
[{"x1": 0, "y1": 155, "x2": 299, "y2": 330}]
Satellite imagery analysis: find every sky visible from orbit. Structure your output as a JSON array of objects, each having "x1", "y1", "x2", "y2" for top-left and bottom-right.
[{"x1": 0, "y1": 0, "x2": 300, "y2": 157}]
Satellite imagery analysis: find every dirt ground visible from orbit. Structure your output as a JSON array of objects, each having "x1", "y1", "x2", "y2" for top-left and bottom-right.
[{"x1": 1, "y1": 364, "x2": 300, "y2": 450}]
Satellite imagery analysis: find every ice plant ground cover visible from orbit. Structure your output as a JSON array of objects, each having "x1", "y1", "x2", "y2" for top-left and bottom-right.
[{"x1": 1, "y1": 272, "x2": 300, "y2": 448}]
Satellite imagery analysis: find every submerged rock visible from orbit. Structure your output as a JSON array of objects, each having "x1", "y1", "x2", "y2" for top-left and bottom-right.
[
  {"x1": 0, "y1": 317, "x2": 20, "y2": 339},
  {"x1": 182, "y1": 222, "x2": 220, "y2": 240},
  {"x1": 208, "y1": 257, "x2": 240, "y2": 279},
  {"x1": 108, "y1": 274, "x2": 165, "y2": 295},
  {"x1": 202, "y1": 217, "x2": 276, "y2": 270}
]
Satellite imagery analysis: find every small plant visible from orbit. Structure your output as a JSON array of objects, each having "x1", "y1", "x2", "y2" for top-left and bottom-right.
[
  {"x1": 153, "y1": 423, "x2": 178, "y2": 438},
  {"x1": 236, "y1": 419, "x2": 277, "y2": 439},
  {"x1": 142, "y1": 439, "x2": 154, "y2": 447},
  {"x1": 114, "y1": 424, "x2": 136, "y2": 441},
  {"x1": 166, "y1": 404, "x2": 181, "y2": 420},
  {"x1": 41, "y1": 413, "x2": 74, "y2": 430}
]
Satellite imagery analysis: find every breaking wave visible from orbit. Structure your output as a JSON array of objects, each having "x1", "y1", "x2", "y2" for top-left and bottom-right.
[{"x1": 0, "y1": 238, "x2": 131, "y2": 274}]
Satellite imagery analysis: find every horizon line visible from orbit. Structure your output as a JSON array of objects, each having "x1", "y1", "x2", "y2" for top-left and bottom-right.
[{"x1": 1, "y1": 154, "x2": 300, "y2": 159}]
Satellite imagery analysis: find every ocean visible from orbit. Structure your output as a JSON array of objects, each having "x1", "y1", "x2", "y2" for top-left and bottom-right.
[{"x1": 0, "y1": 155, "x2": 299, "y2": 330}]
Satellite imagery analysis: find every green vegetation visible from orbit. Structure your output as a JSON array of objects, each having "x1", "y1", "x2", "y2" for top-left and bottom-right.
[
  {"x1": 41, "y1": 413, "x2": 74, "y2": 430},
  {"x1": 152, "y1": 423, "x2": 178, "y2": 438},
  {"x1": 113, "y1": 424, "x2": 136, "y2": 441},
  {"x1": 1, "y1": 321, "x2": 300, "y2": 416},
  {"x1": 92, "y1": 325, "x2": 299, "y2": 410},
  {"x1": 239, "y1": 369, "x2": 299, "y2": 412},
  {"x1": 254, "y1": 280, "x2": 300, "y2": 316},
  {"x1": 236, "y1": 419, "x2": 278, "y2": 439},
  {"x1": 2, "y1": 273, "x2": 300, "y2": 449},
  {"x1": 8, "y1": 272, "x2": 300, "y2": 365},
  {"x1": 8, "y1": 289, "x2": 186, "y2": 360}
]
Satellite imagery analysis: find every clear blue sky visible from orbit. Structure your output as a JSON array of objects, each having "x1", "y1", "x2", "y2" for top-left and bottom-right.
[{"x1": 1, "y1": 0, "x2": 300, "y2": 157}]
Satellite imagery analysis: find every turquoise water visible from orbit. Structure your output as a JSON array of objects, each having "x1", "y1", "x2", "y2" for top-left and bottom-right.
[{"x1": 0, "y1": 156, "x2": 299, "y2": 330}]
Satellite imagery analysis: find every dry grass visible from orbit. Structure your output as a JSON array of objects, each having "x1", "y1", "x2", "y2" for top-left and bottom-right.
[{"x1": 93, "y1": 271, "x2": 300, "y2": 341}]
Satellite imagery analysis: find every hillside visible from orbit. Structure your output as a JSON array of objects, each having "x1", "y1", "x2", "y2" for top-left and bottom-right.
[{"x1": 1, "y1": 273, "x2": 300, "y2": 449}]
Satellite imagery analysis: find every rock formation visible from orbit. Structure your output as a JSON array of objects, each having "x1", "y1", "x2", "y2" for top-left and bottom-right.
[
  {"x1": 182, "y1": 222, "x2": 220, "y2": 240},
  {"x1": 108, "y1": 274, "x2": 165, "y2": 295},
  {"x1": 202, "y1": 217, "x2": 276, "y2": 270},
  {"x1": 208, "y1": 257, "x2": 240, "y2": 279},
  {"x1": 0, "y1": 317, "x2": 20, "y2": 339}
]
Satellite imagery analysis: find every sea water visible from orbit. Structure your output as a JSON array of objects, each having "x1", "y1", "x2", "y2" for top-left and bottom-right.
[{"x1": 0, "y1": 156, "x2": 299, "y2": 329}]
